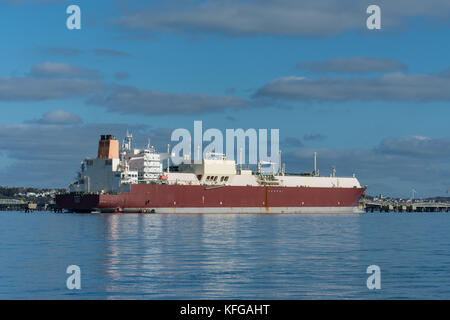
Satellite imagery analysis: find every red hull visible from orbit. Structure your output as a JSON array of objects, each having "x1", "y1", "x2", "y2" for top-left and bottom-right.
[{"x1": 56, "y1": 184, "x2": 366, "y2": 213}]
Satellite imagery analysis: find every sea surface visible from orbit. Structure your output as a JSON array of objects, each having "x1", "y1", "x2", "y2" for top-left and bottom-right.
[{"x1": 1, "y1": 211, "x2": 450, "y2": 299}]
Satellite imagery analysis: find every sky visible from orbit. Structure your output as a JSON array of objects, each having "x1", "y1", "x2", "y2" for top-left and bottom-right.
[{"x1": 0, "y1": 0, "x2": 450, "y2": 198}]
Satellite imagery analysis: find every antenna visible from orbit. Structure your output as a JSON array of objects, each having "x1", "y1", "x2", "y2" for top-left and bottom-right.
[
  {"x1": 313, "y1": 152, "x2": 317, "y2": 176},
  {"x1": 167, "y1": 144, "x2": 170, "y2": 173},
  {"x1": 411, "y1": 188, "x2": 417, "y2": 200},
  {"x1": 239, "y1": 147, "x2": 243, "y2": 171},
  {"x1": 124, "y1": 129, "x2": 133, "y2": 151},
  {"x1": 278, "y1": 150, "x2": 282, "y2": 175}
]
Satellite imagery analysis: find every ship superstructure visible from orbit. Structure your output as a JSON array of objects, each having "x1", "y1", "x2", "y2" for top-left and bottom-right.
[
  {"x1": 58, "y1": 133, "x2": 366, "y2": 214},
  {"x1": 70, "y1": 133, "x2": 162, "y2": 193}
]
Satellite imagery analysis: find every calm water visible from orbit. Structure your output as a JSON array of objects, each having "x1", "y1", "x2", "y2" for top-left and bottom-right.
[{"x1": 1, "y1": 211, "x2": 450, "y2": 299}]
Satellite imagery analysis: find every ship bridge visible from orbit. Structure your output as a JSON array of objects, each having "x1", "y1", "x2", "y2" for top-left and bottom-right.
[{"x1": 177, "y1": 153, "x2": 237, "y2": 185}]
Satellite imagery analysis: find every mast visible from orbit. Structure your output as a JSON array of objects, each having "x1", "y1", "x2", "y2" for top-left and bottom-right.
[
  {"x1": 239, "y1": 147, "x2": 243, "y2": 172},
  {"x1": 278, "y1": 150, "x2": 282, "y2": 175},
  {"x1": 167, "y1": 144, "x2": 170, "y2": 173},
  {"x1": 123, "y1": 129, "x2": 133, "y2": 151},
  {"x1": 313, "y1": 152, "x2": 317, "y2": 176}
]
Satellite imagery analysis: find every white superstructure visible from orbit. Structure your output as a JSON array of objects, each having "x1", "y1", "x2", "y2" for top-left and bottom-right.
[
  {"x1": 161, "y1": 152, "x2": 361, "y2": 188},
  {"x1": 121, "y1": 131, "x2": 163, "y2": 184},
  {"x1": 69, "y1": 132, "x2": 163, "y2": 193},
  {"x1": 70, "y1": 157, "x2": 128, "y2": 193},
  {"x1": 68, "y1": 131, "x2": 362, "y2": 193}
]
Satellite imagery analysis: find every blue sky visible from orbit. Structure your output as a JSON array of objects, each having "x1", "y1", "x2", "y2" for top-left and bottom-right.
[{"x1": 1, "y1": 0, "x2": 450, "y2": 198}]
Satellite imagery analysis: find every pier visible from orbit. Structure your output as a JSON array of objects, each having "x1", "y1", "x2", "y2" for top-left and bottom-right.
[
  {"x1": 0, "y1": 199, "x2": 27, "y2": 211},
  {"x1": 361, "y1": 199, "x2": 450, "y2": 213},
  {"x1": 0, "y1": 198, "x2": 62, "y2": 212}
]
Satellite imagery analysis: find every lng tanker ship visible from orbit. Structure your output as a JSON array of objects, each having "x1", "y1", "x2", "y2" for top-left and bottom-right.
[{"x1": 56, "y1": 133, "x2": 366, "y2": 213}]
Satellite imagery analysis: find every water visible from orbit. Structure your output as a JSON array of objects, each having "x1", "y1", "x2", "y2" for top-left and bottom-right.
[{"x1": 1, "y1": 211, "x2": 450, "y2": 299}]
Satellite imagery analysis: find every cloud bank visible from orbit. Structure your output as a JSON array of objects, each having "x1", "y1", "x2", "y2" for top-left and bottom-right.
[
  {"x1": 89, "y1": 85, "x2": 252, "y2": 115},
  {"x1": 255, "y1": 71, "x2": 450, "y2": 102},
  {"x1": 26, "y1": 110, "x2": 82, "y2": 125},
  {"x1": 0, "y1": 116, "x2": 171, "y2": 187},
  {"x1": 284, "y1": 135, "x2": 450, "y2": 196},
  {"x1": 114, "y1": 0, "x2": 450, "y2": 37}
]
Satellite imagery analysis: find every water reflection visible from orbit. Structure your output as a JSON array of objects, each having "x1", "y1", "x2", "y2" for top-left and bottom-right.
[
  {"x1": 95, "y1": 214, "x2": 363, "y2": 299},
  {"x1": 2, "y1": 212, "x2": 450, "y2": 299}
]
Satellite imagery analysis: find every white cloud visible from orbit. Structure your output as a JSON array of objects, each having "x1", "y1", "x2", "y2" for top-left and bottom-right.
[
  {"x1": 30, "y1": 62, "x2": 100, "y2": 79},
  {"x1": 27, "y1": 110, "x2": 82, "y2": 125}
]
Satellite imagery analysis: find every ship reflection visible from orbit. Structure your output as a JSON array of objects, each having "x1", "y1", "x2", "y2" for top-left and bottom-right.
[{"x1": 97, "y1": 213, "x2": 362, "y2": 299}]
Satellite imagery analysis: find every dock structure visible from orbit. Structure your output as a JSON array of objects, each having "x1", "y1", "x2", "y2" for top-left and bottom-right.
[
  {"x1": 361, "y1": 199, "x2": 450, "y2": 213},
  {"x1": 0, "y1": 199, "x2": 37, "y2": 212},
  {"x1": 0, "y1": 198, "x2": 62, "y2": 212},
  {"x1": 0, "y1": 198, "x2": 27, "y2": 211}
]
